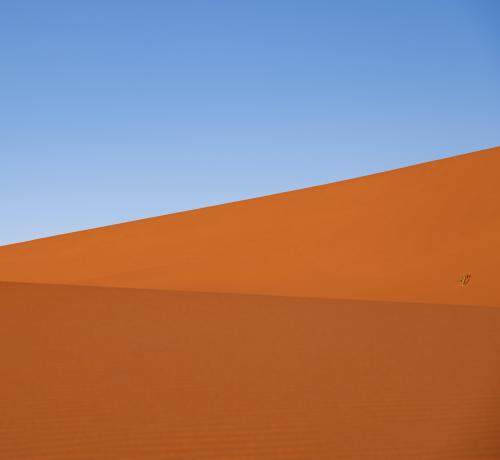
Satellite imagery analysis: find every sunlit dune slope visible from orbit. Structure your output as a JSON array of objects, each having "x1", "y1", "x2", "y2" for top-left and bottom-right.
[
  {"x1": 0, "y1": 146, "x2": 499, "y2": 306},
  {"x1": 1, "y1": 281, "x2": 500, "y2": 459}
]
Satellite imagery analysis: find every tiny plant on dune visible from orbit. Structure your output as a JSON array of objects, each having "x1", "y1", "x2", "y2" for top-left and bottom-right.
[{"x1": 458, "y1": 273, "x2": 471, "y2": 287}]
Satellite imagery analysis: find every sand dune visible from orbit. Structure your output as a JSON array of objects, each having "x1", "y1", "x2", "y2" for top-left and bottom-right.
[
  {"x1": 2, "y1": 281, "x2": 500, "y2": 459},
  {"x1": 0, "y1": 146, "x2": 499, "y2": 306},
  {"x1": 2, "y1": 147, "x2": 499, "y2": 458}
]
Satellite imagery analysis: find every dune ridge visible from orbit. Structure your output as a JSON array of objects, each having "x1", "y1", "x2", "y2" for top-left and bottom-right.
[
  {"x1": 2, "y1": 281, "x2": 500, "y2": 459},
  {"x1": 1, "y1": 146, "x2": 499, "y2": 307}
]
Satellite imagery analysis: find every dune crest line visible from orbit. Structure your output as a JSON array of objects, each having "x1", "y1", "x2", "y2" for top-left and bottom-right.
[{"x1": 1, "y1": 146, "x2": 499, "y2": 307}]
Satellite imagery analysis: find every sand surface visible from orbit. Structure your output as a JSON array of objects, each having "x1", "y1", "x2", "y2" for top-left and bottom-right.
[
  {"x1": 0, "y1": 147, "x2": 499, "y2": 306},
  {"x1": 2, "y1": 281, "x2": 500, "y2": 459}
]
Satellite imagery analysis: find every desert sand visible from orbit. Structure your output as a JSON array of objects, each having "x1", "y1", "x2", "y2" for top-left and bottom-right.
[
  {"x1": 2, "y1": 281, "x2": 500, "y2": 459},
  {"x1": 1, "y1": 146, "x2": 500, "y2": 459}
]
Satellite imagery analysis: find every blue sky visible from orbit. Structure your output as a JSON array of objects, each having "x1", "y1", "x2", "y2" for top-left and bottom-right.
[{"x1": 1, "y1": 0, "x2": 499, "y2": 245}]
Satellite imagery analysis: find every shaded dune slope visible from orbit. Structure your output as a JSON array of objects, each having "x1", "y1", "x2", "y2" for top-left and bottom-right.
[
  {"x1": 2, "y1": 281, "x2": 500, "y2": 459},
  {"x1": 0, "y1": 147, "x2": 499, "y2": 306}
]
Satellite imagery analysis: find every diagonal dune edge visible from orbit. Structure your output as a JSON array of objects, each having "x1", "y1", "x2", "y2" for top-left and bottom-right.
[{"x1": 1, "y1": 146, "x2": 494, "y2": 250}]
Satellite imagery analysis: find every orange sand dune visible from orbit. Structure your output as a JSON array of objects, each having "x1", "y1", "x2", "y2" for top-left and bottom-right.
[
  {"x1": 0, "y1": 146, "x2": 499, "y2": 307},
  {"x1": 2, "y1": 281, "x2": 500, "y2": 459}
]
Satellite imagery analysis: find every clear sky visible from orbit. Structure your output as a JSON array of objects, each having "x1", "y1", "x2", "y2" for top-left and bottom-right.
[{"x1": 1, "y1": 0, "x2": 499, "y2": 245}]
